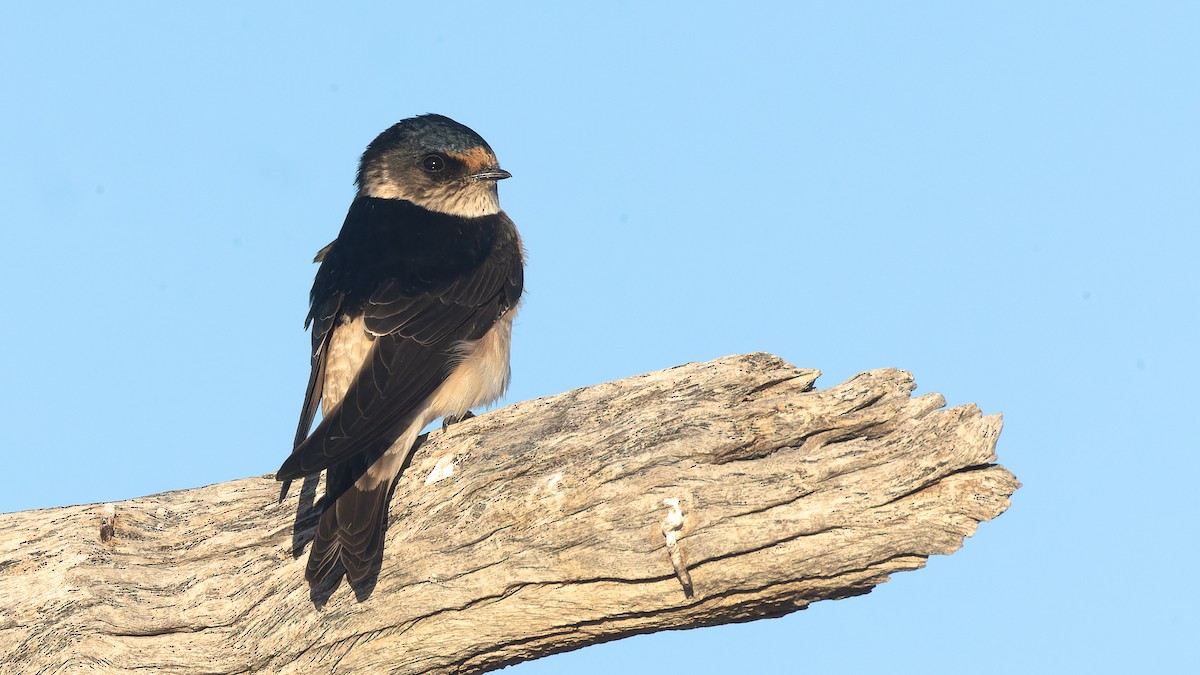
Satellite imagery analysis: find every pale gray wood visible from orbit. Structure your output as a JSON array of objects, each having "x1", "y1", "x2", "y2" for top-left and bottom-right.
[{"x1": 0, "y1": 353, "x2": 1018, "y2": 674}]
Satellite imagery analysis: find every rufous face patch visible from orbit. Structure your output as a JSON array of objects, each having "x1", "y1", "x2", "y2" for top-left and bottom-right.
[{"x1": 448, "y1": 146, "x2": 497, "y2": 174}]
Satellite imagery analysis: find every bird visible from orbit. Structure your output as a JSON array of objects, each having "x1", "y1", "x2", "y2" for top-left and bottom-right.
[{"x1": 276, "y1": 114, "x2": 524, "y2": 586}]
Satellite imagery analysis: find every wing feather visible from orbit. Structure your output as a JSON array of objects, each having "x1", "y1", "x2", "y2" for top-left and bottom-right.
[{"x1": 278, "y1": 199, "x2": 522, "y2": 481}]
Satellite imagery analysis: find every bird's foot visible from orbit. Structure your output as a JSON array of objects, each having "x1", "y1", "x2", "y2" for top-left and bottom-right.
[{"x1": 441, "y1": 410, "x2": 476, "y2": 432}]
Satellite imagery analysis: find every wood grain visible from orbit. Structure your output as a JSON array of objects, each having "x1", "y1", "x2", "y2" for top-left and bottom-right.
[{"x1": 0, "y1": 353, "x2": 1018, "y2": 674}]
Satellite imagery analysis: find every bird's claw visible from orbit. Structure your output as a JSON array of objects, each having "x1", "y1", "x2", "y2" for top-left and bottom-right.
[{"x1": 441, "y1": 410, "x2": 476, "y2": 432}]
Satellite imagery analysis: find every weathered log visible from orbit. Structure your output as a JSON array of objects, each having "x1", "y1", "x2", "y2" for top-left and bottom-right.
[{"x1": 0, "y1": 353, "x2": 1017, "y2": 674}]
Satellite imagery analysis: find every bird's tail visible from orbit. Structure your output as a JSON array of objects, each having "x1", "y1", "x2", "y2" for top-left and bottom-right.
[
  {"x1": 306, "y1": 465, "x2": 393, "y2": 586},
  {"x1": 302, "y1": 419, "x2": 425, "y2": 586}
]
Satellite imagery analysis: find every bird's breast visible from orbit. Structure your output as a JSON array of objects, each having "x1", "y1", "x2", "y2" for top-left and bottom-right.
[{"x1": 429, "y1": 304, "x2": 518, "y2": 418}]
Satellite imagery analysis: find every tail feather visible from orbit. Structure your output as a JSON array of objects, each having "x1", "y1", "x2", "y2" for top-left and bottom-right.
[
  {"x1": 301, "y1": 424, "x2": 423, "y2": 586},
  {"x1": 306, "y1": 479, "x2": 392, "y2": 585}
]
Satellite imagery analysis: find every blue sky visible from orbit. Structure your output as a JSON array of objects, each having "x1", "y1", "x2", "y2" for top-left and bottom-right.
[{"x1": 1, "y1": 2, "x2": 1196, "y2": 672}]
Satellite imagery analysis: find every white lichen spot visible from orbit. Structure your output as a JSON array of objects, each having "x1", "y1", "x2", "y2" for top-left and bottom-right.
[
  {"x1": 661, "y1": 498, "x2": 684, "y2": 545},
  {"x1": 424, "y1": 454, "x2": 456, "y2": 485},
  {"x1": 99, "y1": 503, "x2": 117, "y2": 543},
  {"x1": 661, "y1": 497, "x2": 694, "y2": 598}
]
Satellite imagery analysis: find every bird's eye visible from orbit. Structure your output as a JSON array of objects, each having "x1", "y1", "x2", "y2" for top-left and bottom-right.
[{"x1": 421, "y1": 154, "x2": 446, "y2": 172}]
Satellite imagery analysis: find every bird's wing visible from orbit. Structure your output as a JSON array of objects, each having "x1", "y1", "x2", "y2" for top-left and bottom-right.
[
  {"x1": 291, "y1": 288, "x2": 342, "y2": 450},
  {"x1": 277, "y1": 211, "x2": 522, "y2": 481}
]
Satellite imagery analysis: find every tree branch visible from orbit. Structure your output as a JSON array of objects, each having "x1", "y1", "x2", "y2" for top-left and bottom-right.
[{"x1": 0, "y1": 353, "x2": 1018, "y2": 674}]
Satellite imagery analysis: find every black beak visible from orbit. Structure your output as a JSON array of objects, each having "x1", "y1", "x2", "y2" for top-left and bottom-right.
[{"x1": 470, "y1": 168, "x2": 512, "y2": 181}]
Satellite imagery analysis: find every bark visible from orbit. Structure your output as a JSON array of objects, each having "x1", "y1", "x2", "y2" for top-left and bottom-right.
[{"x1": 0, "y1": 353, "x2": 1018, "y2": 674}]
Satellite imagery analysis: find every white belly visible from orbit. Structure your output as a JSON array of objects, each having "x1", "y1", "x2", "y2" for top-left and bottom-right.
[
  {"x1": 323, "y1": 305, "x2": 518, "y2": 422},
  {"x1": 429, "y1": 305, "x2": 517, "y2": 418},
  {"x1": 346, "y1": 304, "x2": 519, "y2": 490}
]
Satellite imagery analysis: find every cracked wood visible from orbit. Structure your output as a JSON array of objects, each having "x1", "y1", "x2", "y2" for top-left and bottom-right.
[{"x1": 0, "y1": 353, "x2": 1018, "y2": 674}]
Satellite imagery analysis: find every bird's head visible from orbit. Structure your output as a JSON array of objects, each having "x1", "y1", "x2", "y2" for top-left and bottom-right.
[{"x1": 356, "y1": 114, "x2": 511, "y2": 218}]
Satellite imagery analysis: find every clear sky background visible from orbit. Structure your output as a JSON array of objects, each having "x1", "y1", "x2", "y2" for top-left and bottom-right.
[{"x1": 1, "y1": 2, "x2": 1196, "y2": 673}]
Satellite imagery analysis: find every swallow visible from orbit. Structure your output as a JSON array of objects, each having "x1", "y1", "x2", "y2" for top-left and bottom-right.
[{"x1": 276, "y1": 114, "x2": 524, "y2": 586}]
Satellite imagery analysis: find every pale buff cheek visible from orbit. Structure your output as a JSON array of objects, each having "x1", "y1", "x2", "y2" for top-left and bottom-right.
[
  {"x1": 437, "y1": 183, "x2": 501, "y2": 219},
  {"x1": 360, "y1": 178, "x2": 501, "y2": 218}
]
